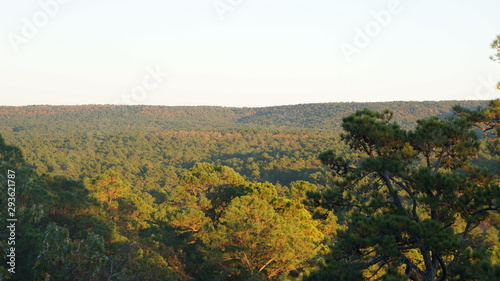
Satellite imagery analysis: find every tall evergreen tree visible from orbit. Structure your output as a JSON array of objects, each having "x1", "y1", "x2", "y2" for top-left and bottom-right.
[{"x1": 308, "y1": 109, "x2": 500, "y2": 281}]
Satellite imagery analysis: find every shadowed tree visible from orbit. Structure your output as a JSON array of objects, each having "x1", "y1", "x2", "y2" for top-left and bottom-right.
[
  {"x1": 307, "y1": 109, "x2": 500, "y2": 281},
  {"x1": 34, "y1": 223, "x2": 107, "y2": 281}
]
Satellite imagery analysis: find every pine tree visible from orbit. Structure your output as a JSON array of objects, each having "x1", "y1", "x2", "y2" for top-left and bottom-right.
[{"x1": 308, "y1": 109, "x2": 500, "y2": 281}]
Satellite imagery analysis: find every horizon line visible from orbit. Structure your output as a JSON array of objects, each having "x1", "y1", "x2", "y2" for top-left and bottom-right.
[{"x1": 0, "y1": 99, "x2": 493, "y2": 109}]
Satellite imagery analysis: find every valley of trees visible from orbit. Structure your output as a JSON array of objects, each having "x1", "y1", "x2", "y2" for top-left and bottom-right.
[{"x1": 0, "y1": 99, "x2": 499, "y2": 281}]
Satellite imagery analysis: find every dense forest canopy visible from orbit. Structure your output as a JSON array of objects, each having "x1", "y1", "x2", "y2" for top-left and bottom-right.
[
  {"x1": 0, "y1": 99, "x2": 498, "y2": 281},
  {"x1": 0, "y1": 101, "x2": 490, "y2": 187}
]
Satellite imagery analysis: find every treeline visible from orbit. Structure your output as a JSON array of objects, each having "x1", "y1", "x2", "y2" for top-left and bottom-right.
[{"x1": 0, "y1": 100, "x2": 488, "y2": 134}]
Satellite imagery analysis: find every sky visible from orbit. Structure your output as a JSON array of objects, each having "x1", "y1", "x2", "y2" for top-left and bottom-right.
[{"x1": 0, "y1": 0, "x2": 499, "y2": 107}]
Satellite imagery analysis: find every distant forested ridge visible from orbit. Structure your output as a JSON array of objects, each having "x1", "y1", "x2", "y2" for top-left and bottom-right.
[{"x1": 0, "y1": 100, "x2": 488, "y2": 133}]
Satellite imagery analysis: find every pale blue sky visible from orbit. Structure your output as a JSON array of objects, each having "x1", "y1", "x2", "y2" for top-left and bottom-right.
[{"x1": 1, "y1": 0, "x2": 499, "y2": 107}]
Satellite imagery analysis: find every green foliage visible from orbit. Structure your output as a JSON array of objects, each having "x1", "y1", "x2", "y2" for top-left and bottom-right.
[
  {"x1": 454, "y1": 99, "x2": 500, "y2": 137},
  {"x1": 0, "y1": 136, "x2": 180, "y2": 281},
  {"x1": 454, "y1": 99, "x2": 500, "y2": 165},
  {"x1": 0, "y1": 134, "x2": 24, "y2": 169},
  {"x1": 0, "y1": 100, "x2": 498, "y2": 280},
  {"x1": 34, "y1": 223, "x2": 106, "y2": 281},
  {"x1": 163, "y1": 163, "x2": 329, "y2": 280},
  {"x1": 311, "y1": 108, "x2": 500, "y2": 281}
]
